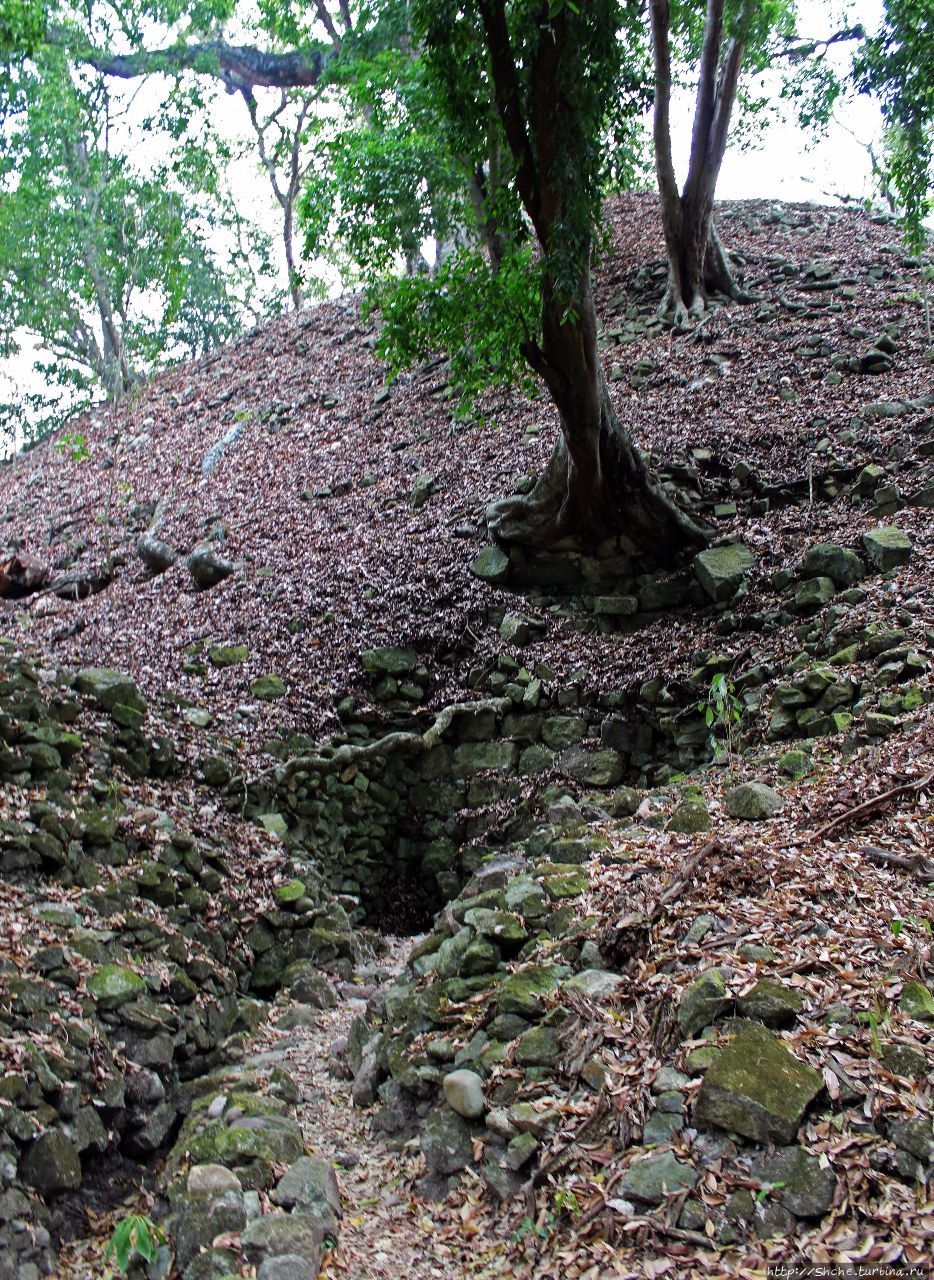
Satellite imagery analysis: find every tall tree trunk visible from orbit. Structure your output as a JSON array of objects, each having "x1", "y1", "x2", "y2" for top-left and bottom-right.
[
  {"x1": 488, "y1": 260, "x2": 708, "y2": 560},
  {"x1": 650, "y1": 0, "x2": 757, "y2": 327}
]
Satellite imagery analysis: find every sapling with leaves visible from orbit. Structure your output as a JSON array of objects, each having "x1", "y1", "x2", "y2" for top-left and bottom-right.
[
  {"x1": 103, "y1": 1213, "x2": 165, "y2": 1277},
  {"x1": 698, "y1": 672, "x2": 743, "y2": 767}
]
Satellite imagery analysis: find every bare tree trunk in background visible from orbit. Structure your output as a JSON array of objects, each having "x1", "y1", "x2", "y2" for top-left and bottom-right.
[
  {"x1": 244, "y1": 92, "x2": 313, "y2": 311},
  {"x1": 65, "y1": 137, "x2": 133, "y2": 398},
  {"x1": 650, "y1": 0, "x2": 758, "y2": 327}
]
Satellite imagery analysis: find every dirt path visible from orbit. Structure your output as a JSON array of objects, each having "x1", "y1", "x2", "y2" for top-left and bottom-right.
[{"x1": 251, "y1": 939, "x2": 503, "y2": 1280}]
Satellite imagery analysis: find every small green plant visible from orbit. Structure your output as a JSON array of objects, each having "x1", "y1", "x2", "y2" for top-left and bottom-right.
[
  {"x1": 510, "y1": 1211, "x2": 556, "y2": 1243},
  {"x1": 698, "y1": 673, "x2": 744, "y2": 766},
  {"x1": 865, "y1": 1000, "x2": 890, "y2": 1060},
  {"x1": 553, "y1": 1187, "x2": 581, "y2": 1216},
  {"x1": 755, "y1": 1180, "x2": 785, "y2": 1204},
  {"x1": 104, "y1": 1214, "x2": 164, "y2": 1275},
  {"x1": 55, "y1": 431, "x2": 90, "y2": 462},
  {"x1": 890, "y1": 915, "x2": 931, "y2": 941}
]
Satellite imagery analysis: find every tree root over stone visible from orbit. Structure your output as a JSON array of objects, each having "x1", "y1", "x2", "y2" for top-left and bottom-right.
[{"x1": 246, "y1": 696, "x2": 513, "y2": 793}]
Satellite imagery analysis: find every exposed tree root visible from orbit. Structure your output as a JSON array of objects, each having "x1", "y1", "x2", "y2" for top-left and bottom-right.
[
  {"x1": 246, "y1": 696, "x2": 512, "y2": 792},
  {"x1": 813, "y1": 769, "x2": 934, "y2": 840}
]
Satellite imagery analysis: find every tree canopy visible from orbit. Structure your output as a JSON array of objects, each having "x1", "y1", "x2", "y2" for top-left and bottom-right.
[{"x1": 0, "y1": 0, "x2": 931, "y2": 524}]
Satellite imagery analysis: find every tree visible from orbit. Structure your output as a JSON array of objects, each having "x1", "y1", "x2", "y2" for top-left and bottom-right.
[
  {"x1": 647, "y1": 1, "x2": 871, "y2": 326},
  {"x1": 400, "y1": 0, "x2": 707, "y2": 556},
  {"x1": 853, "y1": 0, "x2": 933, "y2": 251},
  {"x1": 0, "y1": 46, "x2": 264, "y2": 404},
  {"x1": 649, "y1": 0, "x2": 790, "y2": 326}
]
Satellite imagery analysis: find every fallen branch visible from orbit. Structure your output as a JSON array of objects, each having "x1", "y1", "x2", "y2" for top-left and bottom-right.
[
  {"x1": 813, "y1": 770, "x2": 934, "y2": 841},
  {"x1": 603, "y1": 837, "x2": 724, "y2": 965},
  {"x1": 862, "y1": 844, "x2": 934, "y2": 883}
]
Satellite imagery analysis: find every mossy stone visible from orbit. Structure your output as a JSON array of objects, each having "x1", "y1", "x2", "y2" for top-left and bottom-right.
[
  {"x1": 209, "y1": 644, "x2": 249, "y2": 668},
  {"x1": 736, "y1": 978, "x2": 805, "y2": 1027},
  {"x1": 21, "y1": 1129, "x2": 81, "y2": 1194},
  {"x1": 694, "y1": 1022, "x2": 822, "y2": 1143},
  {"x1": 667, "y1": 798, "x2": 711, "y2": 834},
  {"x1": 752, "y1": 1146, "x2": 836, "y2": 1217},
  {"x1": 678, "y1": 970, "x2": 728, "y2": 1038},
  {"x1": 251, "y1": 674, "x2": 286, "y2": 700},
  {"x1": 515, "y1": 1026, "x2": 560, "y2": 1067},
  {"x1": 694, "y1": 543, "x2": 755, "y2": 603},
  {"x1": 470, "y1": 545, "x2": 510, "y2": 584},
  {"x1": 778, "y1": 750, "x2": 810, "y2": 778},
  {"x1": 274, "y1": 879, "x2": 306, "y2": 907},
  {"x1": 620, "y1": 1150, "x2": 698, "y2": 1204},
  {"x1": 75, "y1": 668, "x2": 146, "y2": 715},
  {"x1": 862, "y1": 526, "x2": 912, "y2": 572},
  {"x1": 88, "y1": 964, "x2": 146, "y2": 1009},
  {"x1": 496, "y1": 965, "x2": 562, "y2": 1019},
  {"x1": 802, "y1": 544, "x2": 864, "y2": 587},
  {"x1": 900, "y1": 980, "x2": 934, "y2": 1022},
  {"x1": 725, "y1": 781, "x2": 783, "y2": 821}
]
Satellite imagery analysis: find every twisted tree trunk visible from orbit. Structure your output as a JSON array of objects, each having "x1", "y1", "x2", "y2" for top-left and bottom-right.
[{"x1": 475, "y1": 0, "x2": 708, "y2": 561}]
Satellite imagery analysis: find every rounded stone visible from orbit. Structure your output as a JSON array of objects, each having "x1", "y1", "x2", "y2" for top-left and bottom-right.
[
  {"x1": 442, "y1": 1069, "x2": 486, "y2": 1119},
  {"x1": 187, "y1": 1163, "x2": 242, "y2": 1197},
  {"x1": 725, "y1": 781, "x2": 783, "y2": 821}
]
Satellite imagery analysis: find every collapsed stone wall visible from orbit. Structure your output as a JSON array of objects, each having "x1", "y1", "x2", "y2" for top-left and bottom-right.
[
  {"x1": 245, "y1": 527, "x2": 930, "y2": 926},
  {"x1": 0, "y1": 651, "x2": 363, "y2": 1279}
]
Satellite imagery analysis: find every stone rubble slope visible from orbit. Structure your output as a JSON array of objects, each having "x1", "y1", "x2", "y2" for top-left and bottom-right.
[{"x1": 0, "y1": 193, "x2": 931, "y2": 1278}]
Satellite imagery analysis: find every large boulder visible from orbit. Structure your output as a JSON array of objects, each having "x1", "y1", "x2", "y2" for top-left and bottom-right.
[
  {"x1": 361, "y1": 647, "x2": 418, "y2": 677},
  {"x1": 74, "y1": 668, "x2": 146, "y2": 715},
  {"x1": 240, "y1": 1212, "x2": 330, "y2": 1271},
  {"x1": 420, "y1": 1107, "x2": 474, "y2": 1175},
  {"x1": 801, "y1": 543, "x2": 863, "y2": 587},
  {"x1": 557, "y1": 745, "x2": 624, "y2": 788},
  {"x1": 137, "y1": 532, "x2": 177, "y2": 574},
  {"x1": 271, "y1": 1157, "x2": 341, "y2": 1217},
  {"x1": 21, "y1": 1130, "x2": 82, "y2": 1195},
  {"x1": 470, "y1": 545, "x2": 509, "y2": 585},
  {"x1": 861, "y1": 525, "x2": 912, "y2": 572},
  {"x1": 0, "y1": 551, "x2": 50, "y2": 598},
  {"x1": 88, "y1": 964, "x2": 147, "y2": 1010},
  {"x1": 694, "y1": 1022, "x2": 823, "y2": 1143}
]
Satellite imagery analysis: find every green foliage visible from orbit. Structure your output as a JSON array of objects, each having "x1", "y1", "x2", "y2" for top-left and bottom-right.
[
  {"x1": 698, "y1": 673, "x2": 743, "y2": 764},
  {"x1": 0, "y1": 40, "x2": 272, "y2": 411},
  {"x1": 371, "y1": 241, "x2": 540, "y2": 414},
  {"x1": 552, "y1": 1187, "x2": 581, "y2": 1216},
  {"x1": 54, "y1": 431, "x2": 90, "y2": 462},
  {"x1": 104, "y1": 1214, "x2": 164, "y2": 1274},
  {"x1": 414, "y1": 0, "x2": 625, "y2": 304},
  {"x1": 755, "y1": 1179, "x2": 785, "y2": 1203},
  {"x1": 854, "y1": 0, "x2": 933, "y2": 249}
]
